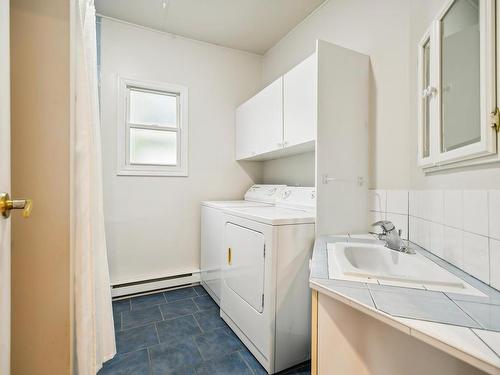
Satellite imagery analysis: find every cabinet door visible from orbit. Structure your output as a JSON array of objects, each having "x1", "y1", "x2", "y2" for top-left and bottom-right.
[
  {"x1": 235, "y1": 77, "x2": 283, "y2": 159},
  {"x1": 284, "y1": 53, "x2": 317, "y2": 147},
  {"x1": 235, "y1": 98, "x2": 257, "y2": 160}
]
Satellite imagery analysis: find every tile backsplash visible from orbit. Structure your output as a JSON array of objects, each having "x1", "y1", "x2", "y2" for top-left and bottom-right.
[{"x1": 368, "y1": 189, "x2": 500, "y2": 291}]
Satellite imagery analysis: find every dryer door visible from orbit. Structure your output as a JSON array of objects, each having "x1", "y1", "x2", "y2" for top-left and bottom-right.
[{"x1": 224, "y1": 222, "x2": 265, "y2": 313}]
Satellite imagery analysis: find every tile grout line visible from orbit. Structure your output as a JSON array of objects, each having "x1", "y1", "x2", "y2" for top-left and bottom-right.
[
  {"x1": 191, "y1": 321, "x2": 209, "y2": 365},
  {"x1": 235, "y1": 350, "x2": 257, "y2": 375},
  {"x1": 367, "y1": 288, "x2": 378, "y2": 309},
  {"x1": 471, "y1": 329, "x2": 500, "y2": 359},
  {"x1": 153, "y1": 321, "x2": 161, "y2": 345},
  {"x1": 192, "y1": 310, "x2": 206, "y2": 334},
  {"x1": 147, "y1": 345, "x2": 153, "y2": 375},
  {"x1": 444, "y1": 293, "x2": 484, "y2": 329},
  {"x1": 158, "y1": 304, "x2": 165, "y2": 321},
  {"x1": 120, "y1": 305, "x2": 164, "y2": 332}
]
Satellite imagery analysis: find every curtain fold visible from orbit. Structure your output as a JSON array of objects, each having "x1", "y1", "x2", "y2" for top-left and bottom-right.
[{"x1": 74, "y1": 0, "x2": 116, "y2": 373}]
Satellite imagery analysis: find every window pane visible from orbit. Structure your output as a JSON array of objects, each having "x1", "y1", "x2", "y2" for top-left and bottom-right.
[
  {"x1": 423, "y1": 39, "x2": 431, "y2": 158},
  {"x1": 441, "y1": 0, "x2": 480, "y2": 152},
  {"x1": 129, "y1": 88, "x2": 177, "y2": 127},
  {"x1": 129, "y1": 128, "x2": 177, "y2": 165}
]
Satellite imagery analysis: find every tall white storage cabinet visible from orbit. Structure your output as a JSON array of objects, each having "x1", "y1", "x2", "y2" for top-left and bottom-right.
[{"x1": 315, "y1": 40, "x2": 369, "y2": 236}]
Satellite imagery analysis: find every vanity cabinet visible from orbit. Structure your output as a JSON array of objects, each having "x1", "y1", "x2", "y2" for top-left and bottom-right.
[
  {"x1": 311, "y1": 290, "x2": 489, "y2": 375},
  {"x1": 283, "y1": 53, "x2": 317, "y2": 148},
  {"x1": 235, "y1": 77, "x2": 283, "y2": 160}
]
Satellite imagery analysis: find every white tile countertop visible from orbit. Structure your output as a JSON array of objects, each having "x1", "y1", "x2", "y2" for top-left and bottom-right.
[{"x1": 310, "y1": 235, "x2": 500, "y2": 375}]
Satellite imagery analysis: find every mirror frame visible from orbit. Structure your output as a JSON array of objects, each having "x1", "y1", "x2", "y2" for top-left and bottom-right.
[{"x1": 418, "y1": 0, "x2": 498, "y2": 172}]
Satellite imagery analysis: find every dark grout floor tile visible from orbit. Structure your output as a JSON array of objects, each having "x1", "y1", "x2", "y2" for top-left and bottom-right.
[
  {"x1": 194, "y1": 285, "x2": 209, "y2": 296},
  {"x1": 239, "y1": 348, "x2": 267, "y2": 375},
  {"x1": 98, "y1": 348, "x2": 150, "y2": 375},
  {"x1": 164, "y1": 287, "x2": 198, "y2": 302},
  {"x1": 115, "y1": 324, "x2": 159, "y2": 354},
  {"x1": 193, "y1": 295, "x2": 217, "y2": 311},
  {"x1": 294, "y1": 366, "x2": 311, "y2": 375},
  {"x1": 112, "y1": 299, "x2": 131, "y2": 313},
  {"x1": 194, "y1": 326, "x2": 243, "y2": 361},
  {"x1": 194, "y1": 308, "x2": 227, "y2": 332},
  {"x1": 149, "y1": 337, "x2": 203, "y2": 375},
  {"x1": 107, "y1": 287, "x2": 310, "y2": 375},
  {"x1": 195, "y1": 351, "x2": 253, "y2": 375},
  {"x1": 113, "y1": 310, "x2": 122, "y2": 332},
  {"x1": 156, "y1": 315, "x2": 203, "y2": 346},
  {"x1": 121, "y1": 305, "x2": 163, "y2": 330},
  {"x1": 280, "y1": 361, "x2": 311, "y2": 375},
  {"x1": 160, "y1": 298, "x2": 199, "y2": 320},
  {"x1": 131, "y1": 292, "x2": 166, "y2": 310}
]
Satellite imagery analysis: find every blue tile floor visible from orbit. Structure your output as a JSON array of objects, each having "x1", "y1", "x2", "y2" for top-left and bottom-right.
[{"x1": 99, "y1": 285, "x2": 310, "y2": 375}]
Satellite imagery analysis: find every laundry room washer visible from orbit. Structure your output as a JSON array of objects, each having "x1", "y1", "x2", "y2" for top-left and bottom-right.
[
  {"x1": 200, "y1": 185, "x2": 286, "y2": 305},
  {"x1": 220, "y1": 187, "x2": 316, "y2": 374}
]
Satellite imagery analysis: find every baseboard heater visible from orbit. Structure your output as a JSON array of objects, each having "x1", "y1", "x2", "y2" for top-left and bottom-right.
[{"x1": 111, "y1": 271, "x2": 201, "y2": 298}]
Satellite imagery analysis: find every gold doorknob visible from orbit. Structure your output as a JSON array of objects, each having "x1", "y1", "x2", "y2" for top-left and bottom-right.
[{"x1": 0, "y1": 193, "x2": 33, "y2": 219}]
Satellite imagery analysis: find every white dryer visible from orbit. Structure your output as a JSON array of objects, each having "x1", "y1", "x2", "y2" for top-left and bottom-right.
[
  {"x1": 200, "y1": 185, "x2": 286, "y2": 305},
  {"x1": 220, "y1": 187, "x2": 316, "y2": 374}
]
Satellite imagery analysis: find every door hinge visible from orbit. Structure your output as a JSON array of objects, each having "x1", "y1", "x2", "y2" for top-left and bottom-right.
[
  {"x1": 263, "y1": 245, "x2": 266, "y2": 258},
  {"x1": 491, "y1": 107, "x2": 500, "y2": 133},
  {"x1": 262, "y1": 294, "x2": 264, "y2": 308}
]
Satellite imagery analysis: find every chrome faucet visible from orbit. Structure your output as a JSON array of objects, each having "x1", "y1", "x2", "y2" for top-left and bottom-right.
[{"x1": 371, "y1": 220, "x2": 409, "y2": 253}]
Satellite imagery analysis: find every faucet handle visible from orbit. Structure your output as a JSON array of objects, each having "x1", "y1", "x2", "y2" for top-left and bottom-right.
[{"x1": 371, "y1": 220, "x2": 395, "y2": 233}]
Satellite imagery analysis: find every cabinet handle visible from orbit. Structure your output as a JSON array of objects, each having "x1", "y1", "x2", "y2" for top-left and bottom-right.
[{"x1": 227, "y1": 248, "x2": 232, "y2": 265}]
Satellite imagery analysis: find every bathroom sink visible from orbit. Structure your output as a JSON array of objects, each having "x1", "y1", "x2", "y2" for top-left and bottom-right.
[{"x1": 327, "y1": 241, "x2": 467, "y2": 291}]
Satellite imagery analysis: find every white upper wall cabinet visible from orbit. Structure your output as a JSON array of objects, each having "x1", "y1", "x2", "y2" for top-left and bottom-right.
[
  {"x1": 236, "y1": 54, "x2": 317, "y2": 161},
  {"x1": 235, "y1": 77, "x2": 283, "y2": 160},
  {"x1": 418, "y1": 0, "x2": 499, "y2": 171},
  {"x1": 283, "y1": 53, "x2": 317, "y2": 148}
]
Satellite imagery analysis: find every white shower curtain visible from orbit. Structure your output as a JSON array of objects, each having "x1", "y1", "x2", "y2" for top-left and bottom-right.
[{"x1": 73, "y1": 0, "x2": 116, "y2": 374}]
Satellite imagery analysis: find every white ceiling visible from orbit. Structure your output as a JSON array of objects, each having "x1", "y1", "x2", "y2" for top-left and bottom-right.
[{"x1": 95, "y1": 0, "x2": 326, "y2": 54}]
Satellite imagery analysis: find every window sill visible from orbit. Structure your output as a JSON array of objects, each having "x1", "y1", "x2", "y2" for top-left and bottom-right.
[
  {"x1": 117, "y1": 167, "x2": 188, "y2": 177},
  {"x1": 422, "y1": 152, "x2": 500, "y2": 174}
]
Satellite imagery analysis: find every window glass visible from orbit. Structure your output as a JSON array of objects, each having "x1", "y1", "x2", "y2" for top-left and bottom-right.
[
  {"x1": 129, "y1": 128, "x2": 177, "y2": 165},
  {"x1": 129, "y1": 88, "x2": 177, "y2": 127},
  {"x1": 441, "y1": 0, "x2": 480, "y2": 152}
]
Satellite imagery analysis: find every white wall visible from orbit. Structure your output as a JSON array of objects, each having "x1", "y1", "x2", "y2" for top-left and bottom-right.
[
  {"x1": 261, "y1": 151, "x2": 315, "y2": 186},
  {"x1": 409, "y1": 0, "x2": 500, "y2": 190},
  {"x1": 100, "y1": 18, "x2": 263, "y2": 284},
  {"x1": 260, "y1": 0, "x2": 412, "y2": 189},
  {"x1": 260, "y1": 0, "x2": 500, "y2": 191}
]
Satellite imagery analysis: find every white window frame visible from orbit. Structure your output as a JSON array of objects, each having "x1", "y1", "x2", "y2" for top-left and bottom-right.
[
  {"x1": 117, "y1": 77, "x2": 189, "y2": 176},
  {"x1": 418, "y1": 0, "x2": 498, "y2": 172},
  {"x1": 417, "y1": 27, "x2": 435, "y2": 168}
]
